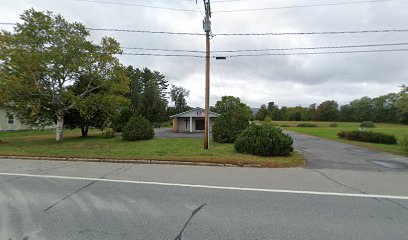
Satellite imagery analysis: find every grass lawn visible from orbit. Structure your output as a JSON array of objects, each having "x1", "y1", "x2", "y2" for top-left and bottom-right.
[
  {"x1": 0, "y1": 129, "x2": 304, "y2": 168},
  {"x1": 273, "y1": 121, "x2": 408, "y2": 156}
]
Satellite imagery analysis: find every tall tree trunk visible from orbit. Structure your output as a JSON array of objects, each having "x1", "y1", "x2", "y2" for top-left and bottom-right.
[
  {"x1": 56, "y1": 112, "x2": 64, "y2": 143},
  {"x1": 81, "y1": 126, "x2": 89, "y2": 137}
]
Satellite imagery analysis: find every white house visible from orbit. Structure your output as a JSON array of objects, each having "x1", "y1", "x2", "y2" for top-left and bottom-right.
[
  {"x1": 170, "y1": 108, "x2": 219, "y2": 133},
  {"x1": 0, "y1": 107, "x2": 31, "y2": 131}
]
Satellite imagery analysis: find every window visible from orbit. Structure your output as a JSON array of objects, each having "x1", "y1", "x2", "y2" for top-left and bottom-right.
[{"x1": 8, "y1": 114, "x2": 15, "y2": 125}]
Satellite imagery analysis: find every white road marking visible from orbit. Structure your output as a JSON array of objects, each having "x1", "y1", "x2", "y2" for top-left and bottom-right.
[{"x1": 1, "y1": 172, "x2": 408, "y2": 200}]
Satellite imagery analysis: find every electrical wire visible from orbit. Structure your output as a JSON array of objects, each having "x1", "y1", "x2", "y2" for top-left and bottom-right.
[
  {"x1": 2, "y1": 22, "x2": 408, "y2": 37},
  {"x1": 213, "y1": 0, "x2": 404, "y2": 13},
  {"x1": 73, "y1": 0, "x2": 200, "y2": 12},
  {"x1": 121, "y1": 42, "x2": 408, "y2": 53},
  {"x1": 225, "y1": 48, "x2": 408, "y2": 57}
]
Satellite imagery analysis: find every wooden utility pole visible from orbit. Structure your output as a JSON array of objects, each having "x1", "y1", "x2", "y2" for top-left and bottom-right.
[{"x1": 203, "y1": 0, "x2": 211, "y2": 149}]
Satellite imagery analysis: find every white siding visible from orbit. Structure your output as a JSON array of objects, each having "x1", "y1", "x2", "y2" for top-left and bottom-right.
[{"x1": 0, "y1": 108, "x2": 31, "y2": 131}]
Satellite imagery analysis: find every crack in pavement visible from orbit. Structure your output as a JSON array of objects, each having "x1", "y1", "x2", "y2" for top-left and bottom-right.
[
  {"x1": 43, "y1": 165, "x2": 127, "y2": 212},
  {"x1": 310, "y1": 169, "x2": 368, "y2": 194},
  {"x1": 311, "y1": 169, "x2": 408, "y2": 212},
  {"x1": 173, "y1": 204, "x2": 206, "y2": 240}
]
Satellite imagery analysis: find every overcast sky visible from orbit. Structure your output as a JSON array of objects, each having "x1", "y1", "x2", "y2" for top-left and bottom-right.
[{"x1": 1, "y1": 0, "x2": 407, "y2": 108}]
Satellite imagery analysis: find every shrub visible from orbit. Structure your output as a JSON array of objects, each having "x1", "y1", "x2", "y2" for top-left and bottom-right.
[
  {"x1": 360, "y1": 121, "x2": 375, "y2": 128},
  {"x1": 102, "y1": 128, "x2": 116, "y2": 138},
  {"x1": 122, "y1": 115, "x2": 154, "y2": 141},
  {"x1": 329, "y1": 123, "x2": 338, "y2": 127},
  {"x1": 234, "y1": 124, "x2": 294, "y2": 156},
  {"x1": 338, "y1": 131, "x2": 396, "y2": 144},
  {"x1": 401, "y1": 135, "x2": 408, "y2": 150},
  {"x1": 297, "y1": 123, "x2": 318, "y2": 128},
  {"x1": 112, "y1": 108, "x2": 133, "y2": 132},
  {"x1": 213, "y1": 111, "x2": 249, "y2": 143}
]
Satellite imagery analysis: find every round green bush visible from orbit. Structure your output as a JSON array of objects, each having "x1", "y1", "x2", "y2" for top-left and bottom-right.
[
  {"x1": 338, "y1": 130, "x2": 396, "y2": 144},
  {"x1": 234, "y1": 124, "x2": 294, "y2": 156},
  {"x1": 122, "y1": 115, "x2": 154, "y2": 141},
  {"x1": 213, "y1": 111, "x2": 249, "y2": 143}
]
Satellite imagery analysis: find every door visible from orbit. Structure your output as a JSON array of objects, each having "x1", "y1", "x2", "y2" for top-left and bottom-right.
[{"x1": 195, "y1": 119, "x2": 205, "y2": 131}]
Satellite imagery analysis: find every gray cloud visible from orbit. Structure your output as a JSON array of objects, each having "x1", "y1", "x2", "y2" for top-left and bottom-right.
[{"x1": 1, "y1": 0, "x2": 407, "y2": 108}]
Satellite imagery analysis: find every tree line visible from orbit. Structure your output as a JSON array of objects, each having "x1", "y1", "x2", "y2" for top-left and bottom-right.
[{"x1": 255, "y1": 86, "x2": 408, "y2": 124}]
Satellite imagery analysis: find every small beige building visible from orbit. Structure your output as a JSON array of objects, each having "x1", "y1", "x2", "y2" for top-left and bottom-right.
[
  {"x1": 0, "y1": 107, "x2": 31, "y2": 131},
  {"x1": 171, "y1": 108, "x2": 219, "y2": 133}
]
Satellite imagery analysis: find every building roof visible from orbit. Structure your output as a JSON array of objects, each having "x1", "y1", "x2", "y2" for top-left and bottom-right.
[{"x1": 170, "y1": 107, "x2": 220, "y2": 118}]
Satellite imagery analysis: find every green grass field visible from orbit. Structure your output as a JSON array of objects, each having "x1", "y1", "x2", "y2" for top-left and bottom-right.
[
  {"x1": 273, "y1": 121, "x2": 408, "y2": 156},
  {"x1": 0, "y1": 129, "x2": 304, "y2": 168}
]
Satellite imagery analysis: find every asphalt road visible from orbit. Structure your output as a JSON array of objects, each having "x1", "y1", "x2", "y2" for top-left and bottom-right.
[{"x1": 1, "y1": 159, "x2": 408, "y2": 240}]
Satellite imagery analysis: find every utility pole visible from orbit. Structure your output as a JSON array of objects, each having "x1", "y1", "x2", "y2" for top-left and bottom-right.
[{"x1": 203, "y1": 0, "x2": 211, "y2": 149}]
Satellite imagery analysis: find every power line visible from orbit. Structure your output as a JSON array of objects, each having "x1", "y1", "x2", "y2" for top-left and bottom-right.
[
  {"x1": 210, "y1": 38, "x2": 227, "y2": 95},
  {"x1": 122, "y1": 42, "x2": 408, "y2": 53},
  {"x1": 87, "y1": 27, "x2": 205, "y2": 36},
  {"x1": 213, "y1": 0, "x2": 404, "y2": 13},
  {"x1": 214, "y1": 28, "x2": 408, "y2": 36},
  {"x1": 2, "y1": 22, "x2": 408, "y2": 36},
  {"x1": 120, "y1": 48, "x2": 408, "y2": 58},
  {"x1": 212, "y1": 42, "x2": 408, "y2": 52},
  {"x1": 73, "y1": 0, "x2": 200, "y2": 13},
  {"x1": 122, "y1": 47, "x2": 205, "y2": 53},
  {"x1": 122, "y1": 52, "x2": 205, "y2": 58},
  {"x1": 225, "y1": 48, "x2": 408, "y2": 57}
]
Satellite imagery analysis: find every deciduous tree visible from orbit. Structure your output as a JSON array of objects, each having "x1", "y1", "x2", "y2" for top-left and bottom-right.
[{"x1": 0, "y1": 9, "x2": 127, "y2": 142}]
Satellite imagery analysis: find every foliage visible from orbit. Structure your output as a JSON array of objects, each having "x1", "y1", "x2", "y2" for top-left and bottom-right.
[
  {"x1": 122, "y1": 115, "x2": 154, "y2": 141},
  {"x1": 263, "y1": 116, "x2": 272, "y2": 124},
  {"x1": 211, "y1": 96, "x2": 252, "y2": 121},
  {"x1": 234, "y1": 124, "x2": 294, "y2": 156},
  {"x1": 316, "y1": 101, "x2": 339, "y2": 121},
  {"x1": 253, "y1": 87, "x2": 408, "y2": 124},
  {"x1": 102, "y1": 129, "x2": 116, "y2": 138},
  {"x1": 401, "y1": 135, "x2": 408, "y2": 151},
  {"x1": 297, "y1": 123, "x2": 318, "y2": 128},
  {"x1": 254, "y1": 104, "x2": 269, "y2": 121},
  {"x1": 213, "y1": 111, "x2": 249, "y2": 143},
  {"x1": 170, "y1": 85, "x2": 190, "y2": 113},
  {"x1": 397, "y1": 85, "x2": 408, "y2": 124},
  {"x1": 329, "y1": 123, "x2": 338, "y2": 127},
  {"x1": 112, "y1": 108, "x2": 133, "y2": 132},
  {"x1": 126, "y1": 66, "x2": 169, "y2": 124},
  {"x1": 360, "y1": 121, "x2": 375, "y2": 128},
  {"x1": 338, "y1": 131, "x2": 397, "y2": 144},
  {"x1": 0, "y1": 9, "x2": 128, "y2": 142}
]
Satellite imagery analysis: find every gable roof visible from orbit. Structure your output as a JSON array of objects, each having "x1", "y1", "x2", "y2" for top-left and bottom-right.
[{"x1": 170, "y1": 107, "x2": 220, "y2": 118}]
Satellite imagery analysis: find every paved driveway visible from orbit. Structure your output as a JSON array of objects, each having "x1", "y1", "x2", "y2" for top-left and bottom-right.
[
  {"x1": 154, "y1": 128, "x2": 207, "y2": 139},
  {"x1": 287, "y1": 131, "x2": 408, "y2": 172}
]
